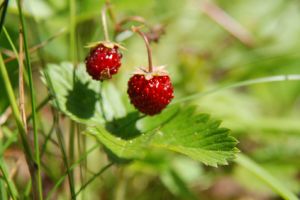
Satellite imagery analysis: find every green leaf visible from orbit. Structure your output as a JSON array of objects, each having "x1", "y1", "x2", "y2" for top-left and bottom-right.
[
  {"x1": 101, "y1": 82, "x2": 126, "y2": 121},
  {"x1": 87, "y1": 105, "x2": 238, "y2": 167},
  {"x1": 42, "y1": 63, "x2": 237, "y2": 166},
  {"x1": 41, "y1": 62, "x2": 126, "y2": 124}
]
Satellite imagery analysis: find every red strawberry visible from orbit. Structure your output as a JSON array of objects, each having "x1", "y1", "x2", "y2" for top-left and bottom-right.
[
  {"x1": 127, "y1": 66, "x2": 174, "y2": 115},
  {"x1": 128, "y1": 27, "x2": 174, "y2": 115},
  {"x1": 85, "y1": 42, "x2": 122, "y2": 81}
]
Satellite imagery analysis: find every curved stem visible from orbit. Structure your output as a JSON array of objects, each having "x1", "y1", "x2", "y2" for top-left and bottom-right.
[
  {"x1": 101, "y1": 5, "x2": 110, "y2": 42},
  {"x1": 105, "y1": 0, "x2": 116, "y2": 25},
  {"x1": 132, "y1": 27, "x2": 153, "y2": 72},
  {"x1": 115, "y1": 16, "x2": 146, "y2": 33}
]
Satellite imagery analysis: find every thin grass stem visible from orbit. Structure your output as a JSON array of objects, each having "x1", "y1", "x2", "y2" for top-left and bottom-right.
[{"x1": 16, "y1": 1, "x2": 43, "y2": 198}]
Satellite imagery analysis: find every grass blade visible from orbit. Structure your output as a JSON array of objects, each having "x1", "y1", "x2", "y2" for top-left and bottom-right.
[
  {"x1": 16, "y1": 0, "x2": 43, "y2": 198},
  {"x1": 0, "y1": 158, "x2": 19, "y2": 200},
  {"x1": 173, "y1": 74, "x2": 300, "y2": 104},
  {"x1": 0, "y1": 53, "x2": 35, "y2": 174},
  {"x1": 45, "y1": 144, "x2": 100, "y2": 200},
  {"x1": 235, "y1": 153, "x2": 298, "y2": 200},
  {"x1": 0, "y1": 0, "x2": 9, "y2": 34},
  {"x1": 73, "y1": 163, "x2": 113, "y2": 198}
]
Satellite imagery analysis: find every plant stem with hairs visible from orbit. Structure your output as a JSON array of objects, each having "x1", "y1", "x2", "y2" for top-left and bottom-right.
[{"x1": 131, "y1": 27, "x2": 153, "y2": 72}]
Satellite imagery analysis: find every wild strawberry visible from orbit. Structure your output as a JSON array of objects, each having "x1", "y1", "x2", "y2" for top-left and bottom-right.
[
  {"x1": 127, "y1": 66, "x2": 174, "y2": 115},
  {"x1": 127, "y1": 27, "x2": 174, "y2": 115},
  {"x1": 85, "y1": 42, "x2": 123, "y2": 81}
]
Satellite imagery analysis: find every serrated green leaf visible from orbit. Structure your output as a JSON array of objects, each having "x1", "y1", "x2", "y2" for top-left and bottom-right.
[
  {"x1": 87, "y1": 105, "x2": 238, "y2": 167},
  {"x1": 42, "y1": 63, "x2": 237, "y2": 166},
  {"x1": 41, "y1": 62, "x2": 126, "y2": 124}
]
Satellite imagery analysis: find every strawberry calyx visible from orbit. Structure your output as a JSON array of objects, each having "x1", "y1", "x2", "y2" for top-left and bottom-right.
[
  {"x1": 85, "y1": 41, "x2": 126, "y2": 50},
  {"x1": 134, "y1": 65, "x2": 169, "y2": 80}
]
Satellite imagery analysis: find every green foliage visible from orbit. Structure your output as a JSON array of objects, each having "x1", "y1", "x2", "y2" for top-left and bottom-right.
[
  {"x1": 0, "y1": 63, "x2": 18, "y2": 115},
  {"x1": 2, "y1": 0, "x2": 300, "y2": 199},
  {"x1": 43, "y1": 62, "x2": 238, "y2": 166},
  {"x1": 88, "y1": 105, "x2": 238, "y2": 167},
  {"x1": 42, "y1": 62, "x2": 127, "y2": 123},
  {"x1": 42, "y1": 63, "x2": 104, "y2": 123}
]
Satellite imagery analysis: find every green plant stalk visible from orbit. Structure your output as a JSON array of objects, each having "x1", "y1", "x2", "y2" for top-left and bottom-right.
[
  {"x1": 73, "y1": 163, "x2": 113, "y2": 198},
  {"x1": 0, "y1": 0, "x2": 9, "y2": 34},
  {"x1": 235, "y1": 154, "x2": 298, "y2": 200},
  {"x1": 3, "y1": 27, "x2": 19, "y2": 60},
  {"x1": 173, "y1": 74, "x2": 300, "y2": 104},
  {"x1": 16, "y1": 0, "x2": 43, "y2": 199},
  {"x1": 105, "y1": 0, "x2": 117, "y2": 25},
  {"x1": 101, "y1": 5, "x2": 110, "y2": 41},
  {"x1": 77, "y1": 124, "x2": 86, "y2": 200},
  {"x1": 46, "y1": 144, "x2": 100, "y2": 200},
  {"x1": 0, "y1": 158, "x2": 19, "y2": 200},
  {"x1": 69, "y1": 0, "x2": 76, "y2": 63},
  {"x1": 0, "y1": 54, "x2": 35, "y2": 161},
  {"x1": 0, "y1": 55, "x2": 36, "y2": 199},
  {"x1": 40, "y1": 120, "x2": 56, "y2": 157},
  {"x1": 131, "y1": 27, "x2": 153, "y2": 72},
  {"x1": 41, "y1": 61, "x2": 77, "y2": 198},
  {"x1": 54, "y1": 113, "x2": 76, "y2": 199},
  {"x1": 0, "y1": 179, "x2": 8, "y2": 200},
  {"x1": 3, "y1": 26, "x2": 29, "y2": 85},
  {"x1": 24, "y1": 180, "x2": 32, "y2": 199},
  {"x1": 0, "y1": 132, "x2": 18, "y2": 156},
  {"x1": 69, "y1": 120, "x2": 76, "y2": 195},
  {"x1": 69, "y1": 0, "x2": 77, "y2": 197}
]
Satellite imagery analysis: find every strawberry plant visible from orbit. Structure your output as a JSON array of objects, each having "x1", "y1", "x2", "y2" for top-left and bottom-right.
[{"x1": 0, "y1": 0, "x2": 299, "y2": 200}]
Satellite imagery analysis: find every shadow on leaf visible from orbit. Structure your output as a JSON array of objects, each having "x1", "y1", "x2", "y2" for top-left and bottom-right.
[
  {"x1": 104, "y1": 147, "x2": 133, "y2": 164},
  {"x1": 105, "y1": 112, "x2": 143, "y2": 140},
  {"x1": 66, "y1": 80, "x2": 97, "y2": 119}
]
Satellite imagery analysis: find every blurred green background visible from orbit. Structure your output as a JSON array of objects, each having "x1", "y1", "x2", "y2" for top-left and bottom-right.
[{"x1": 1, "y1": 0, "x2": 300, "y2": 199}]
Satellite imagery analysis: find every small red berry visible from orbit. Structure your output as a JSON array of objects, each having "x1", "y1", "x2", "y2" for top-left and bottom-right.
[
  {"x1": 127, "y1": 70, "x2": 174, "y2": 116},
  {"x1": 85, "y1": 43, "x2": 122, "y2": 81}
]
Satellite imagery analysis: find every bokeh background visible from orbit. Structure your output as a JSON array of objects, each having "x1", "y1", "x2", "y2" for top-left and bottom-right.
[{"x1": 1, "y1": 0, "x2": 300, "y2": 199}]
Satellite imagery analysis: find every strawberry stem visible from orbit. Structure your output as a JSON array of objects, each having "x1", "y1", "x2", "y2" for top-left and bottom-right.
[
  {"x1": 115, "y1": 16, "x2": 146, "y2": 33},
  {"x1": 132, "y1": 27, "x2": 153, "y2": 73},
  {"x1": 101, "y1": 5, "x2": 110, "y2": 42},
  {"x1": 105, "y1": 0, "x2": 117, "y2": 25}
]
